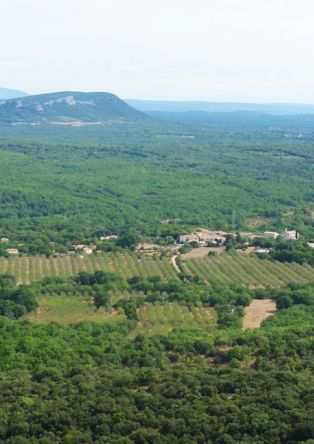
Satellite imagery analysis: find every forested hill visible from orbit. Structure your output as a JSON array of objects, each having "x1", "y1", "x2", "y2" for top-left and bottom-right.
[{"x1": 0, "y1": 91, "x2": 148, "y2": 125}]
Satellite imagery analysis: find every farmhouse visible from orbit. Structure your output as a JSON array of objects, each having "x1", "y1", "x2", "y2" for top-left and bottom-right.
[
  {"x1": 82, "y1": 247, "x2": 93, "y2": 255},
  {"x1": 100, "y1": 235, "x2": 118, "y2": 241},
  {"x1": 257, "y1": 248, "x2": 271, "y2": 254},
  {"x1": 282, "y1": 229, "x2": 299, "y2": 241},
  {"x1": 6, "y1": 248, "x2": 19, "y2": 255},
  {"x1": 264, "y1": 231, "x2": 279, "y2": 239},
  {"x1": 179, "y1": 234, "x2": 200, "y2": 244},
  {"x1": 72, "y1": 244, "x2": 86, "y2": 251},
  {"x1": 1, "y1": 238, "x2": 9, "y2": 243}
]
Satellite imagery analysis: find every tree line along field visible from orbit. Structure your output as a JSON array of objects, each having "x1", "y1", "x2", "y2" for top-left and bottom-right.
[{"x1": 181, "y1": 252, "x2": 314, "y2": 287}]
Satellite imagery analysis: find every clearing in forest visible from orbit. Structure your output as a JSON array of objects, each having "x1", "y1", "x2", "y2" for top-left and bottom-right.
[{"x1": 243, "y1": 299, "x2": 277, "y2": 329}]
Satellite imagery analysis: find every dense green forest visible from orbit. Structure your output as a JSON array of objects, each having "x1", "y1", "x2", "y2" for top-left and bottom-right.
[
  {"x1": 0, "y1": 274, "x2": 313, "y2": 442},
  {"x1": 0, "y1": 120, "x2": 313, "y2": 253},
  {"x1": 0, "y1": 115, "x2": 313, "y2": 443}
]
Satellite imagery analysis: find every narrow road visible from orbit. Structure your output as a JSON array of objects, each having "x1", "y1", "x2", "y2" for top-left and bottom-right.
[{"x1": 171, "y1": 255, "x2": 181, "y2": 273}]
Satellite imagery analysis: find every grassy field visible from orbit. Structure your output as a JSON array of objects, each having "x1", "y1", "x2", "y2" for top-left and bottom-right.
[
  {"x1": 0, "y1": 252, "x2": 178, "y2": 284},
  {"x1": 25, "y1": 295, "x2": 127, "y2": 326},
  {"x1": 181, "y1": 252, "x2": 314, "y2": 287},
  {"x1": 130, "y1": 302, "x2": 217, "y2": 337}
]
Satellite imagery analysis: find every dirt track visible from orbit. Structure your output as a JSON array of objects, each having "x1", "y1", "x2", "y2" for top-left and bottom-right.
[{"x1": 182, "y1": 246, "x2": 225, "y2": 259}]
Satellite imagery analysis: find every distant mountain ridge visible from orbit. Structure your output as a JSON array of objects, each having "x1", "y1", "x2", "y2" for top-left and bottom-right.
[
  {"x1": 0, "y1": 87, "x2": 28, "y2": 100},
  {"x1": 126, "y1": 99, "x2": 314, "y2": 116},
  {"x1": 0, "y1": 91, "x2": 148, "y2": 125}
]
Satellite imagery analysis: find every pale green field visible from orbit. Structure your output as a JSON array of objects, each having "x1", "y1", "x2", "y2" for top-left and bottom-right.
[
  {"x1": 24, "y1": 295, "x2": 217, "y2": 336},
  {"x1": 25, "y1": 295, "x2": 127, "y2": 326},
  {"x1": 130, "y1": 302, "x2": 217, "y2": 337}
]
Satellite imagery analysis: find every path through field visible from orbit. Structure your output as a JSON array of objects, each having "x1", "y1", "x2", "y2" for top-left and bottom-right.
[
  {"x1": 171, "y1": 255, "x2": 181, "y2": 273},
  {"x1": 243, "y1": 299, "x2": 277, "y2": 329}
]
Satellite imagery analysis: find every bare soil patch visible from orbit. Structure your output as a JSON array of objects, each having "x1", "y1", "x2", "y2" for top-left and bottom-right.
[
  {"x1": 182, "y1": 246, "x2": 225, "y2": 259},
  {"x1": 243, "y1": 299, "x2": 277, "y2": 329}
]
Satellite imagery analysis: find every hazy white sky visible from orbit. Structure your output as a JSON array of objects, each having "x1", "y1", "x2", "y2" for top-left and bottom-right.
[{"x1": 1, "y1": 0, "x2": 314, "y2": 102}]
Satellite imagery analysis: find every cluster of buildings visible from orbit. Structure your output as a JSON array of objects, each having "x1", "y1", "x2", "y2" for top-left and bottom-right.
[
  {"x1": 179, "y1": 230, "x2": 229, "y2": 247},
  {"x1": 263, "y1": 229, "x2": 299, "y2": 241},
  {"x1": 71, "y1": 235, "x2": 118, "y2": 255},
  {"x1": 179, "y1": 227, "x2": 301, "y2": 249}
]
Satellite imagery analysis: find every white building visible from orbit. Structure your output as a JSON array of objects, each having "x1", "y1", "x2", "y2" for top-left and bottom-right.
[
  {"x1": 83, "y1": 247, "x2": 93, "y2": 255},
  {"x1": 100, "y1": 235, "x2": 118, "y2": 241},
  {"x1": 6, "y1": 248, "x2": 19, "y2": 255},
  {"x1": 282, "y1": 229, "x2": 299, "y2": 241},
  {"x1": 0, "y1": 238, "x2": 9, "y2": 243}
]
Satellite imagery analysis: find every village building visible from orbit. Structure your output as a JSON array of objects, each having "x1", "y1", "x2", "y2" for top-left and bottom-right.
[
  {"x1": 72, "y1": 244, "x2": 86, "y2": 251},
  {"x1": 6, "y1": 248, "x2": 19, "y2": 255},
  {"x1": 257, "y1": 248, "x2": 271, "y2": 254},
  {"x1": 179, "y1": 230, "x2": 227, "y2": 246},
  {"x1": 100, "y1": 235, "x2": 118, "y2": 241},
  {"x1": 179, "y1": 234, "x2": 200, "y2": 244},
  {"x1": 82, "y1": 247, "x2": 93, "y2": 255},
  {"x1": 264, "y1": 231, "x2": 279, "y2": 239},
  {"x1": 0, "y1": 238, "x2": 9, "y2": 243},
  {"x1": 282, "y1": 229, "x2": 299, "y2": 241}
]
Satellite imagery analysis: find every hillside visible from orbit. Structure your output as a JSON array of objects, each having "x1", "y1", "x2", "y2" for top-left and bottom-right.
[
  {"x1": 0, "y1": 87, "x2": 28, "y2": 100},
  {"x1": 0, "y1": 91, "x2": 148, "y2": 125}
]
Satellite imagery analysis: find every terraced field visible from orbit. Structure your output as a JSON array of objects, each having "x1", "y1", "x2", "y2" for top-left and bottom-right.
[
  {"x1": 0, "y1": 252, "x2": 179, "y2": 284},
  {"x1": 181, "y1": 253, "x2": 314, "y2": 287}
]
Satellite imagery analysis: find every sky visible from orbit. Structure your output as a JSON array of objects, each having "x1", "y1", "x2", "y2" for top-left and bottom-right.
[{"x1": 1, "y1": 0, "x2": 314, "y2": 102}]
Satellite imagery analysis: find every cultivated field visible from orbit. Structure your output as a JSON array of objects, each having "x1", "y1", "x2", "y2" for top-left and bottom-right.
[
  {"x1": 25, "y1": 295, "x2": 127, "y2": 325},
  {"x1": 243, "y1": 299, "x2": 277, "y2": 329},
  {"x1": 130, "y1": 302, "x2": 217, "y2": 337},
  {"x1": 25, "y1": 295, "x2": 217, "y2": 333},
  {"x1": 0, "y1": 252, "x2": 179, "y2": 284},
  {"x1": 181, "y1": 253, "x2": 314, "y2": 287},
  {"x1": 2, "y1": 251, "x2": 313, "y2": 289}
]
